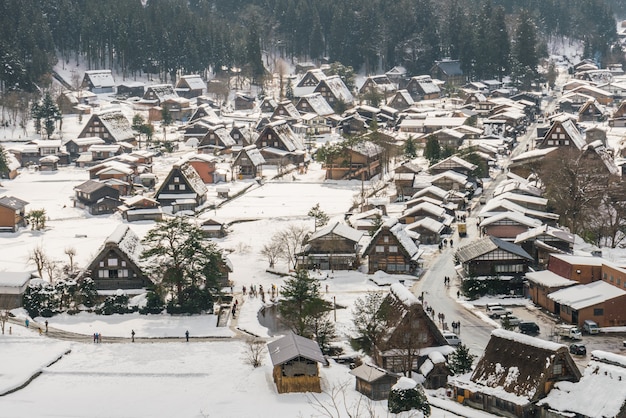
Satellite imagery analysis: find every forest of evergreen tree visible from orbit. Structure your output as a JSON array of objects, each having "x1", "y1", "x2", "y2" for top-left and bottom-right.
[{"x1": 0, "y1": 0, "x2": 622, "y2": 92}]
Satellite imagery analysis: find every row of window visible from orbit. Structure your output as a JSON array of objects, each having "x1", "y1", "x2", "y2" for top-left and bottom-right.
[
  {"x1": 98, "y1": 269, "x2": 129, "y2": 278},
  {"x1": 99, "y1": 259, "x2": 127, "y2": 267}
]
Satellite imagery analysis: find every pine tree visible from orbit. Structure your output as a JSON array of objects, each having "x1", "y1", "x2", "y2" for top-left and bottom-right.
[
  {"x1": 0, "y1": 145, "x2": 9, "y2": 179},
  {"x1": 404, "y1": 136, "x2": 417, "y2": 159},
  {"x1": 308, "y1": 203, "x2": 329, "y2": 231},
  {"x1": 448, "y1": 343, "x2": 475, "y2": 374},
  {"x1": 141, "y1": 217, "x2": 224, "y2": 313},
  {"x1": 31, "y1": 92, "x2": 61, "y2": 139},
  {"x1": 278, "y1": 269, "x2": 330, "y2": 337},
  {"x1": 424, "y1": 136, "x2": 441, "y2": 163}
]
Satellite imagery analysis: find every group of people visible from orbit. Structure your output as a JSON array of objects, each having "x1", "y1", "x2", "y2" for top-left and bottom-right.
[
  {"x1": 93, "y1": 332, "x2": 102, "y2": 343},
  {"x1": 451, "y1": 321, "x2": 461, "y2": 333},
  {"x1": 438, "y1": 238, "x2": 454, "y2": 251},
  {"x1": 443, "y1": 276, "x2": 452, "y2": 286},
  {"x1": 243, "y1": 283, "x2": 278, "y2": 303}
]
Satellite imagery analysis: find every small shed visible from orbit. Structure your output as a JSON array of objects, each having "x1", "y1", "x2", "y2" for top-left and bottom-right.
[
  {"x1": 268, "y1": 332, "x2": 327, "y2": 394},
  {"x1": 0, "y1": 271, "x2": 35, "y2": 309},
  {"x1": 349, "y1": 363, "x2": 400, "y2": 400}
]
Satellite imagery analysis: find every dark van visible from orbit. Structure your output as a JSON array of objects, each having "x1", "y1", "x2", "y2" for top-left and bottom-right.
[{"x1": 518, "y1": 321, "x2": 540, "y2": 335}]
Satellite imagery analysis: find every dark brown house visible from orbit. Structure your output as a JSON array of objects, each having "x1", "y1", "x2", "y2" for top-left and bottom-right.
[
  {"x1": 78, "y1": 110, "x2": 136, "y2": 145},
  {"x1": 450, "y1": 329, "x2": 581, "y2": 418},
  {"x1": 297, "y1": 222, "x2": 363, "y2": 270},
  {"x1": 118, "y1": 195, "x2": 163, "y2": 222},
  {"x1": 85, "y1": 224, "x2": 153, "y2": 292},
  {"x1": 268, "y1": 332, "x2": 327, "y2": 394},
  {"x1": 254, "y1": 120, "x2": 306, "y2": 166},
  {"x1": 324, "y1": 140, "x2": 384, "y2": 181},
  {"x1": 362, "y1": 218, "x2": 423, "y2": 275},
  {"x1": 349, "y1": 363, "x2": 400, "y2": 400},
  {"x1": 232, "y1": 145, "x2": 265, "y2": 179},
  {"x1": 73, "y1": 180, "x2": 121, "y2": 215},
  {"x1": 372, "y1": 284, "x2": 449, "y2": 375},
  {"x1": 154, "y1": 162, "x2": 207, "y2": 212},
  {"x1": 455, "y1": 235, "x2": 533, "y2": 277}
]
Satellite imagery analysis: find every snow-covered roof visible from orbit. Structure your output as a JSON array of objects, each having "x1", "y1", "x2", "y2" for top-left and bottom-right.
[
  {"x1": 0, "y1": 195, "x2": 28, "y2": 211},
  {"x1": 308, "y1": 222, "x2": 363, "y2": 243},
  {"x1": 548, "y1": 280, "x2": 626, "y2": 310},
  {"x1": 389, "y1": 222, "x2": 421, "y2": 260},
  {"x1": 267, "y1": 332, "x2": 326, "y2": 366},
  {"x1": 515, "y1": 225, "x2": 575, "y2": 245},
  {"x1": 103, "y1": 224, "x2": 142, "y2": 264},
  {"x1": 349, "y1": 363, "x2": 399, "y2": 383},
  {"x1": 524, "y1": 270, "x2": 577, "y2": 288},
  {"x1": 479, "y1": 211, "x2": 543, "y2": 228},
  {"x1": 318, "y1": 75, "x2": 354, "y2": 104},
  {"x1": 84, "y1": 70, "x2": 115, "y2": 88},
  {"x1": 455, "y1": 236, "x2": 532, "y2": 263},
  {"x1": 0, "y1": 272, "x2": 33, "y2": 288},
  {"x1": 390, "y1": 283, "x2": 420, "y2": 306},
  {"x1": 538, "y1": 350, "x2": 626, "y2": 417}
]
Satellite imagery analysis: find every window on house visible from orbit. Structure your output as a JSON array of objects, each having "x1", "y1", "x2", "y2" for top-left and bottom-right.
[
  {"x1": 389, "y1": 246, "x2": 398, "y2": 253},
  {"x1": 168, "y1": 184, "x2": 175, "y2": 190},
  {"x1": 594, "y1": 308, "x2": 604, "y2": 316},
  {"x1": 553, "y1": 363, "x2": 563, "y2": 375},
  {"x1": 99, "y1": 261, "x2": 104, "y2": 267},
  {"x1": 108, "y1": 269, "x2": 119, "y2": 278},
  {"x1": 179, "y1": 184, "x2": 186, "y2": 190},
  {"x1": 383, "y1": 236, "x2": 389, "y2": 243},
  {"x1": 174, "y1": 177, "x2": 179, "y2": 183},
  {"x1": 108, "y1": 258, "x2": 118, "y2": 267},
  {"x1": 375, "y1": 246, "x2": 384, "y2": 253}
]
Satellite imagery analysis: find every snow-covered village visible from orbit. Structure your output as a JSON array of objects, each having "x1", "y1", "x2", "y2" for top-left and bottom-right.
[{"x1": 2, "y1": 1, "x2": 626, "y2": 417}]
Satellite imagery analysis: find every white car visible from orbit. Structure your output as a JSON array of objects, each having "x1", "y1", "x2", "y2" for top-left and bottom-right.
[
  {"x1": 500, "y1": 314, "x2": 522, "y2": 326},
  {"x1": 442, "y1": 331, "x2": 462, "y2": 346}
]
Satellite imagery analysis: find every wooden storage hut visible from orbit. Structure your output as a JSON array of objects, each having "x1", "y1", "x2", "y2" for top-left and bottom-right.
[{"x1": 268, "y1": 332, "x2": 327, "y2": 394}]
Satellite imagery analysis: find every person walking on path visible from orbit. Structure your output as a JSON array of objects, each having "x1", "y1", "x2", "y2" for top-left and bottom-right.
[
  {"x1": 45, "y1": 320, "x2": 48, "y2": 333},
  {"x1": 25, "y1": 319, "x2": 29, "y2": 328},
  {"x1": 185, "y1": 330, "x2": 189, "y2": 342},
  {"x1": 131, "y1": 330, "x2": 135, "y2": 343}
]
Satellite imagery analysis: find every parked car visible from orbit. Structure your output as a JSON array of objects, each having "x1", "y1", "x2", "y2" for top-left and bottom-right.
[
  {"x1": 569, "y1": 343, "x2": 587, "y2": 356},
  {"x1": 555, "y1": 324, "x2": 582, "y2": 340},
  {"x1": 583, "y1": 320, "x2": 599, "y2": 335},
  {"x1": 500, "y1": 314, "x2": 522, "y2": 327},
  {"x1": 442, "y1": 331, "x2": 462, "y2": 346},
  {"x1": 518, "y1": 321, "x2": 540, "y2": 335},
  {"x1": 487, "y1": 306, "x2": 512, "y2": 319}
]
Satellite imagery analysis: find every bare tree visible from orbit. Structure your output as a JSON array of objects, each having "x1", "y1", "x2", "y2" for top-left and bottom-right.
[
  {"x1": 44, "y1": 259, "x2": 58, "y2": 283},
  {"x1": 277, "y1": 224, "x2": 310, "y2": 270},
  {"x1": 243, "y1": 338, "x2": 266, "y2": 368},
  {"x1": 28, "y1": 246, "x2": 48, "y2": 279},
  {"x1": 308, "y1": 381, "x2": 380, "y2": 418},
  {"x1": 64, "y1": 247, "x2": 77, "y2": 273},
  {"x1": 260, "y1": 235, "x2": 283, "y2": 268}
]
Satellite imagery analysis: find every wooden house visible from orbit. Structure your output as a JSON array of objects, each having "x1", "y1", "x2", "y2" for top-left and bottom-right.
[
  {"x1": 200, "y1": 218, "x2": 227, "y2": 238},
  {"x1": 234, "y1": 92, "x2": 256, "y2": 110},
  {"x1": 0, "y1": 195, "x2": 28, "y2": 232},
  {"x1": 38, "y1": 155, "x2": 59, "y2": 171},
  {"x1": 323, "y1": 140, "x2": 383, "y2": 181},
  {"x1": 254, "y1": 120, "x2": 306, "y2": 166},
  {"x1": 609, "y1": 100, "x2": 626, "y2": 127},
  {"x1": 175, "y1": 75, "x2": 206, "y2": 99},
  {"x1": 399, "y1": 201, "x2": 452, "y2": 227},
  {"x1": 405, "y1": 217, "x2": 445, "y2": 245},
  {"x1": 154, "y1": 162, "x2": 207, "y2": 212},
  {"x1": 73, "y1": 180, "x2": 121, "y2": 215},
  {"x1": 297, "y1": 222, "x2": 364, "y2": 270},
  {"x1": 78, "y1": 110, "x2": 136, "y2": 145},
  {"x1": 81, "y1": 70, "x2": 115, "y2": 94},
  {"x1": 537, "y1": 351, "x2": 626, "y2": 418},
  {"x1": 479, "y1": 211, "x2": 543, "y2": 240},
  {"x1": 271, "y1": 100, "x2": 302, "y2": 124},
  {"x1": 56, "y1": 89, "x2": 96, "y2": 114},
  {"x1": 85, "y1": 224, "x2": 153, "y2": 292},
  {"x1": 183, "y1": 153, "x2": 218, "y2": 184},
  {"x1": 0, "y1": 152, "x2": 19, "y2": 180},
  {"x1": 455, "y1": 235, "x2": 533, "y2": 277},
  {"x1": 188, "y1": 105, "x2": 219, "y2": 124},
  {"x1": 158, "y1": 97, "x2": 192, "y2": 122},
  {"x1": 578, "y1": 99, "x2": 606, "y2": 122},
  {"x1": 358, "y1": 75, "x2": 396, "y2": 96},
  {"x1": 116, "y1": 81, "x2": 145, "y2": 98},
  {"x1": 362, "y1": 218, "x2": 423, "y2": 275},
  {"x1": 118, "y1": 195, "x2": 163, "y2": 222},
  {"x1": 406, "y1": 75, "x2": 440, "y2": 101},
  {"x1": 198, "y1": 125, "x2": 236, "y2": 154},
  {"x1": 548, "y1": 280, "x2": 626, "y2": 328},
  {"x1": 525, "y1": 270, "x2": 577, "y2": 312},
  {"x1": 450, "y1": 329, "x2": 581, "y2": 418},
  {"x1": 349, "y1": 364, "x2": 400, "y2": 401},
  {"x1": 296, "y1": 68, "x2": 326, "y2": 89},
  {"x1": 515, "y1": 225, "x2": 575, "y2": 268},
  {"x1": 429, "y1": 156, "x2": 477, "y2": 177},
  {"x1": 387, "y1": 90, "x2": 414, "y2": 111},
  {"x1": 430, "y1": 60, "x2": 465, "y2": 86},
  {"x1": 295, "y1": 93, "x2": 334, "y2": 117},
  {"x1": 546, "y1": 254, "x2": 603, "y2": 284},
  {"x1": 347, "y1": 208, "x2": 383, "y2": 232},
  {"x1": 229, "y1": 124, "x2": 255, "y2": 147},
  {"x1": 232, "y1": 145, "x2": 265, "y2": 179},
  {"x1": 0, "y1": 271, "x2": 35, "y2": 309},
  {"x1": 268, "y1": 332, "x2": 327, "y2": 394},
  {"x1": 64, "y1": 137, "x2": 105, "y2": 161},
  {"x1": 314, "y1": 75, "x2": 354, "y2": 107},
  {"x1": 141, "y1": 84, "x2": 178, "y2": 106},
  {"x1": 259, "y1": 97, "x2": 278, "y2": 114},
  {"x1": 372, "y1": 283, "x2": 450, "y2": 374}
]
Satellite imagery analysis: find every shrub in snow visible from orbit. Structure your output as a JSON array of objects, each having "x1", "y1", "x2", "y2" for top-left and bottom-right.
[
  {"x1": 139, "y1": 291, "x2": 165, "y2": 314},
  {"x1": 387, "y1": 377, "x2": 430, "y2": 416},
  {"x1": 98, "y1": 292, "x2": 131, "y2": 315}
]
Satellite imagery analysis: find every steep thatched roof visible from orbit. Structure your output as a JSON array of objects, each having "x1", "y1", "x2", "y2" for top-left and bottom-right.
[{"x1": 465, "y1": 329, "x2": 581, "y2": 404}]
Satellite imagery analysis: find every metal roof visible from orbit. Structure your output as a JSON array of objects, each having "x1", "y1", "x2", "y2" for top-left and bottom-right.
[{"x1": 267, "y1": 332, "x2": 326, "y2": 366}]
